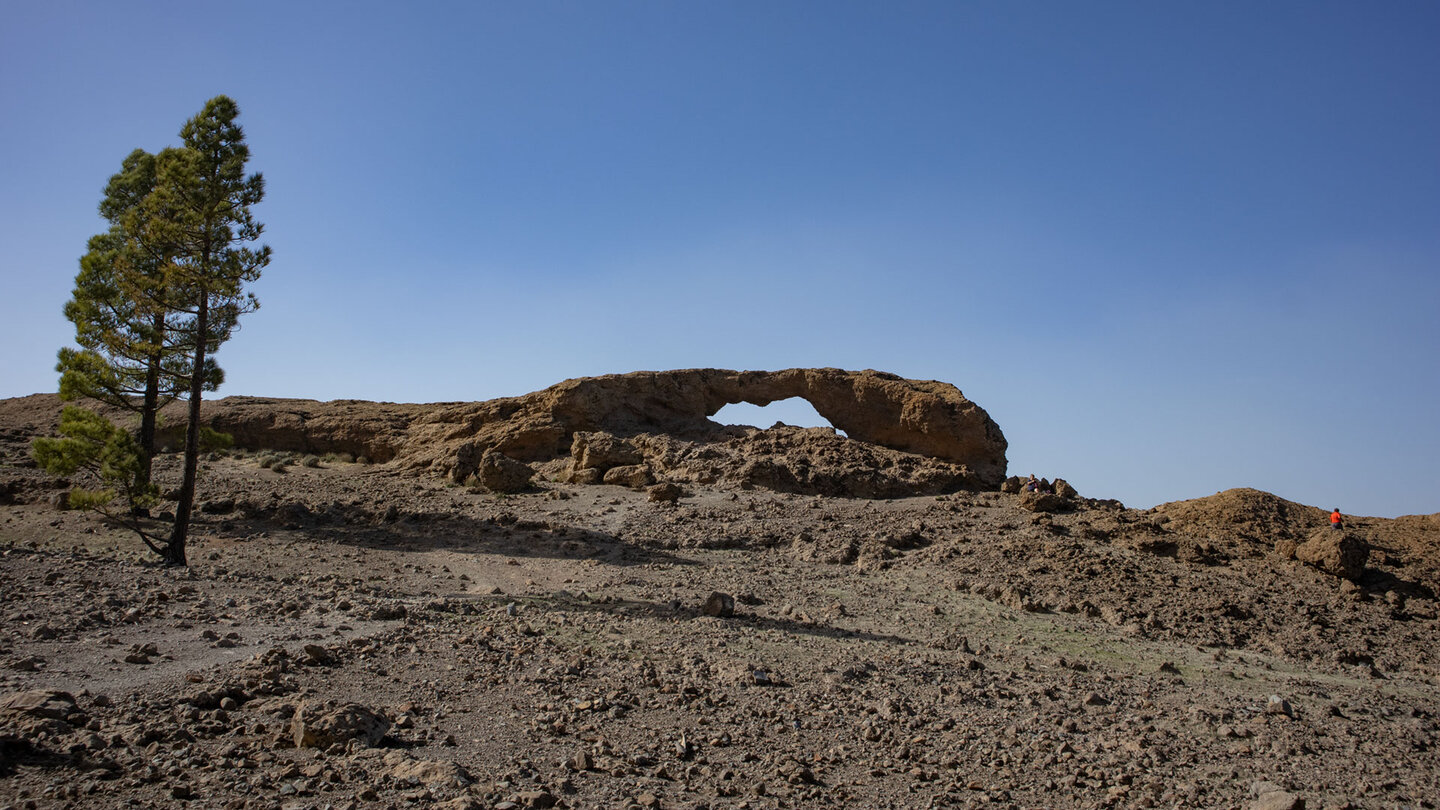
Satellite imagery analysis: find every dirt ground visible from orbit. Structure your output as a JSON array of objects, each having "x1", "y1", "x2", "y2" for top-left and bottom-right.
[{"x1": 2, "y1": 414, "x2": 1439, "y2": 809}]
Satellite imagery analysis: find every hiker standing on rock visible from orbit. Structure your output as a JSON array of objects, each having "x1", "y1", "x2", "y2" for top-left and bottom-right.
[{"x1": 1330, "y1": 508, "x2": 1343, "y2": 531}]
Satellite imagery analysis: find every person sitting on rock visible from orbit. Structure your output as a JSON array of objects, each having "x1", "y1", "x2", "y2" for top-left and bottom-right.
[
  {"x1": 1025, "y1": 474, "x2": 1040, "y2": 493},
  {"x1": 1330, "y1": 508, "x2": 1343, "y2": 531}
]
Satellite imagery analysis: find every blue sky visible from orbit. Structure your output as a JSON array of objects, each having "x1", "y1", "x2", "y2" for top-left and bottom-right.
[{"x1": 2, "y1": 1, "x2": 1436, "y2": 517}]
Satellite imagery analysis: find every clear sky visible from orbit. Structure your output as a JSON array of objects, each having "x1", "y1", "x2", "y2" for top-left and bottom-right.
[{"x1": 2, "y1": 1, "x2": 1436, "y2": 517}]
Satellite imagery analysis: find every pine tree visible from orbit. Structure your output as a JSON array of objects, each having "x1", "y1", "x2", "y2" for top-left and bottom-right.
[
  {"x1": 55, "y1": 148, "x2": 220, "y2": 495},
  {"x1": 141, "y1": 96, "x2": 270, "y2": 566},
  {"x1": 33, "y1": 96, "x2": 269, "y2": 567}
]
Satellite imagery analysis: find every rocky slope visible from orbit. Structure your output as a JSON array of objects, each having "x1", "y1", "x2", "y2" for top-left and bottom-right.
[{"x1": 1, "y1": 387, "x2": 1438, "y2": 810}]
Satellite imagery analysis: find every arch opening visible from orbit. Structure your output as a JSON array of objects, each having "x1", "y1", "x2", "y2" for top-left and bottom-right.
[{"x1": 711, "y1": 397, "x2": 847, "y2": 437}]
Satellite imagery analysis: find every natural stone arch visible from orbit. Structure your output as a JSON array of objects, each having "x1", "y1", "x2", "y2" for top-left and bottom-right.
[
  {"x1": 711, "y1": 397, "x2": 842, "y2": 433},
  {"x1": 532, "y1": 368, "x2": 1008, "y2": 486},
  {"x1": 166, "y1": 368, "x2": 1010, "y2": 492}
]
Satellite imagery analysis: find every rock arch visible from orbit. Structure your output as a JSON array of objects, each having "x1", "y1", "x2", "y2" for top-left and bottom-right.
[
  {"x1": 153, "y1": 368, "x2": 1010, "y2": 494},
  {"x1": 436, "y1": 368, "x2": 1009, "y2": 488}
]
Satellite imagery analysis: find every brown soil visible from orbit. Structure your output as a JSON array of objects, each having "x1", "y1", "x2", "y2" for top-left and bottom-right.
[{"x1": 1, "y1": 397, "x2": 1438, "y2": 810}]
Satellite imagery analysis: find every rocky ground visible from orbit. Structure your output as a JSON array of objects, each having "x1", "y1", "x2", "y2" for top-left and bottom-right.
[{"x1": 2, "y1": 404, "x2": 1439, "y2": 809}]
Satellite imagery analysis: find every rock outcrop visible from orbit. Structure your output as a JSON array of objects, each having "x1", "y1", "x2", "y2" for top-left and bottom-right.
[
  {"x1": 408, "y1": 368, "x2": 1008, "y2": 490},
  {"x1": 14, "y1": 368, "x2": 1009, "y2": 498}
]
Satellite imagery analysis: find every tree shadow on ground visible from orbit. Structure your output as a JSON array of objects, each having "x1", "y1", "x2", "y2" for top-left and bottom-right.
[
  {"x1": 423, "y1": 591, "x2": 917, "y2": 647},
  {"x1": 199, "y1": 504, "x2": 699, "y2": 569}
]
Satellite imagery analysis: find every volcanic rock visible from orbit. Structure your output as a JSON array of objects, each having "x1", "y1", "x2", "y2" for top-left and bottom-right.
[
  {"x1": 0, "y1": 690, "x2": 77, "y2": 721},
  {"x1": 602, "y1": 464, "x2": 653, "y2": 489},
  {"x1": 385, "y1": 752, "x2": 473, "y2": 786},
  {"x1": 474, "y1": 449, "x2": 534, "y2": 494},
  {"x1": 703, "y1": 592, "x2": 736, "y2": 617},
  {"x1": 1019, "y1": 491, "x2": 1068, "y2": 513},
  {"x1": 570, "y1": 431, "x2": 643, "y2": 473},
  {"x1": 648, "y1": 482, "x2": 683, "y2": 503},
  {"x1": 290, "y1": 701, "x2": 389, "y2": 749},
  {"x1": 1295, "y1": 529, "x2": 1368, "y2": 580}
]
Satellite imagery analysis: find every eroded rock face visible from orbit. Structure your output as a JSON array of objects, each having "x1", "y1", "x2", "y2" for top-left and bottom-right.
[
  {"x1": 418, "y1": 369, "x2": 1008, "y2": 489},
  {"x1": 34, "y1": 368, "x2": 1007, "y2": 498}
]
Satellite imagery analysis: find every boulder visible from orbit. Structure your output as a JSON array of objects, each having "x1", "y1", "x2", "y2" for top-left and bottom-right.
[
  {"x1": 290, "y1": 701, "x2": 389, "y2": 749},
  {"x1": 602, "y1": 464, "x2": 653, "y2": 489},
  {"x1": 0, "y1": 689, "x2": 77, "y2": 720},
  {"x1": 568, "y1": 467, "x2": 602, "y2": 485},
  {"x1": 703, "y1": 592, "x2": 736, "y2": 618},
  {"x1": 1295, "y1": 529, "x2": 1368, "y2": 580},
  {"x1": 1019, "y1": 491, "x2": 1068, "y2": 513},
  {"x1": 570, "y1": 431, "x2": 643, "y2": 472},
  {"x1": 476, "y1": 449, "x2": 533, "y2": 493},
  {"x1": 1053, "y1": 478, "x2": 1078, "y2": 499},
  {"x1": 385, "y1": 752, "x2": 473, "y2": 786},
  {"x1": 647, "y1": 482, "x2": 684, "y2": 503}
]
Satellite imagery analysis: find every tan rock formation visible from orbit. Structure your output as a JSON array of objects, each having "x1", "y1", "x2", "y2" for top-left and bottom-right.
[
  {"x1": 407, "y1": 368, "x2": 1008, "y2": 488},
  {"x1": 29, "y1": 368, "x2": 1009, "y2": 496}
]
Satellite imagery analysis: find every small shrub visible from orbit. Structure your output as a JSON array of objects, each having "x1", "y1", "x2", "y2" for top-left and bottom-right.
[
  {"x1": 302, "y1": 455, "x2": 321, "y2": 468},
  {"x1": 356, "y1": 455, "x2": 371, "y2": 465},
  {"x1": 199, "y1": 427, "x2": 234, "y2": 453}
]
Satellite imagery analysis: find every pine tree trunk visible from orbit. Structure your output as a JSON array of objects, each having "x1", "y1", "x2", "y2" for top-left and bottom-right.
[
  {"x1": 168, "y1": 294, "x2": 208, "y2": 567},
  {"x1": 136, "y1": 311, "x2": 165, "y2": 493}
]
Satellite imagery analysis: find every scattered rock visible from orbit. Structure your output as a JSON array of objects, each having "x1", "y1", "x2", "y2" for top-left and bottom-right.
[
  {"x1": 702, "y1": 592, "x2": 735, "y2": 618},
  {"x1": 199, "y1": 498, "x2": 236, "y2": 514},
  {"x1": 1248, "y1": 782, "x2": 1305, "y2": 810},
  {"x1": 1266, "y1": 695, "x2": 1294, "y2": 717},
  {"x1": 1018, "y1": 491, "x2": 1068, "y2": 513},
  {"x1": 5, "y1": 656, "x2": 44, "y2": 672}
]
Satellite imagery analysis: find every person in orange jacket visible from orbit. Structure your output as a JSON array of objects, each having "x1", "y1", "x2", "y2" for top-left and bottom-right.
[{"x1": 1330, "y1": 508, "x2": 1343, "y2": 530}]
